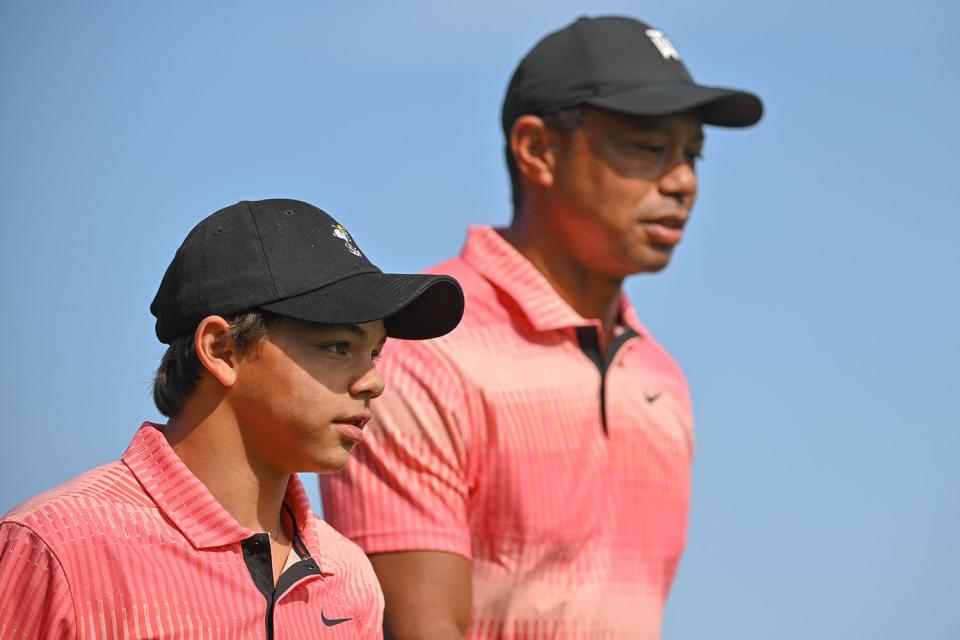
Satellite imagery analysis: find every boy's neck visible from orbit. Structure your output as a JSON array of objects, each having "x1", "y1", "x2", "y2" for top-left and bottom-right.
[{"x1": 164, "y1": 404, "x2": 290, "y2": 536}]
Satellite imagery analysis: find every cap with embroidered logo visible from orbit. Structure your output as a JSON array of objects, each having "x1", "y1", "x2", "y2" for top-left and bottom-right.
[
  {"x1": 502, "y1": 15, "x2": 763, "y2": 134},
  {"x1": 150, "y1": 199, "x2": 464, "y2": 343}
]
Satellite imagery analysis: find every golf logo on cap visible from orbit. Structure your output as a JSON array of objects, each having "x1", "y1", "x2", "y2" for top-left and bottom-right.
[
  {"x1": 645, "y1": 29, "x2": 681, "y2": 61},
  {"x1": 331, "y1": 224, "x2": 362, "y2": 257}
]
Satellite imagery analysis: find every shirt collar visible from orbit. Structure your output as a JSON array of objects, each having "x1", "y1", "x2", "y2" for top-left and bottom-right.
[
  {"x1": 122, "y1": 423, "x2": 321, "y2": 560},
  {"x1": 460, "y1": 225, "x2": 643, "y2": 334}
]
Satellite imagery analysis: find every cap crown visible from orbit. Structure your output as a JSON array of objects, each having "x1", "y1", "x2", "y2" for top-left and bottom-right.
[
  {"x1": 502, "y1": 16, "x2": 695, "y2": 133},
  {"x1": 151, "y1": 199, "x2": 380, "y2": 343}
]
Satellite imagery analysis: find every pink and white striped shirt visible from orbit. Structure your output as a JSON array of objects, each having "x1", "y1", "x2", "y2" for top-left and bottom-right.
[
  {"x1": 0, "y1": 423, "x2": 383, "y2": 639},
  {"x1": 321, "y1": 226, "x2": 694, "y2": 639}
]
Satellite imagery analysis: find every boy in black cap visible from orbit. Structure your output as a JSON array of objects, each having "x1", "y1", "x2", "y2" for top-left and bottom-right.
[
  {"x1": 0, "y1": 199, "x2": 463, "y2": 639},
  {"x1": 321, "y1": 16, "x2": 762, "y2": 639}
]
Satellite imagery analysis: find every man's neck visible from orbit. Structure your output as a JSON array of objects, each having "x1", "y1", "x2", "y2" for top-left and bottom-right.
[
  {"x1": 499, "y1": 223, "x2": 623, "y2": 345},
  {"x1": 164, "y1": 401, "x2": 290, "y2": 536}
]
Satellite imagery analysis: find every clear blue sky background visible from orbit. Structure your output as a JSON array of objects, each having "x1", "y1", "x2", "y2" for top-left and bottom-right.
[{"x1": 1, "y1": 1, "x2": 957, "y2": 638}]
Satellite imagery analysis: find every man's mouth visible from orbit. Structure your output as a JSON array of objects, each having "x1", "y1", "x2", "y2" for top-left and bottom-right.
[
  {"x1": 640, "y1": 214, "x2": 687, "y2": 246},
  {"x1": 643, "y1": 212, "x2": 687, "y2": 229}
]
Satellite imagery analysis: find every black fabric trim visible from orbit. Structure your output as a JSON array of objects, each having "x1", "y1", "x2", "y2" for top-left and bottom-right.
[
  {"x1": 575, "y1": 326, "x2": 604, "y2": 371},
  {"x1": 241, "y1": 533, "x2": 275, "y2": 638},
  {"x1": 276, "y1": 503, "x2": 324, "y2": 598},
  {"x1": 284, "y1": 503, "x2": 313, "y2": 563},
  {"x1": 241, "y1": 533, "x2": 274, "y2": 600},
  {"x1": 276, "y1": 559, "x2": 320, "y2": 596},
  {"x1": 600, "y1": 328, "x2": 639, "y2": 430},
  {"x1": 240, "y1": 503, "x2": 325, "y2": 640},
  {"x1": 575, "y1": 326, "x2": 640, "y2": 434}
]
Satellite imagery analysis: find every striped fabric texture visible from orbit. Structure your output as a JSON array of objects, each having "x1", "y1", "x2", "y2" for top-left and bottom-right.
[
  {"x1": 0, "y1": 423, "x2": 383, "y2": 639},
  {"x1": 321, "y1": 226, "x2": 694, "y2": 639}
]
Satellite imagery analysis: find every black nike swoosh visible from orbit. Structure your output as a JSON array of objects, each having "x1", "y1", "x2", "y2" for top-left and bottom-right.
[
  {"x1": 321, "y1": 611, "x2": 352, "y2": 627},
  {"x1": 645, "y1": 392, "x2": 661, "y2": 403}
]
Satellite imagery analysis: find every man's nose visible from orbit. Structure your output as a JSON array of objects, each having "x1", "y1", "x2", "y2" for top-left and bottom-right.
[{"x1": 659, "y1": 155, "x2": 698, "y2": 206}]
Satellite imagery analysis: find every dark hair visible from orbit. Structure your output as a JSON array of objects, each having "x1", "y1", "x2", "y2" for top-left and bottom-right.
[
  {"x1": 505, "y1": 106, "x2": 584, "y2": 214},
  {"x1": 152, "y1": 310, "x2": 280, "y2": 418}
]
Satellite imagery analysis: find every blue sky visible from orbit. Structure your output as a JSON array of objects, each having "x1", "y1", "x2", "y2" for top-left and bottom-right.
[{"x1": 1, "y1": 1, "x2": 957, "y2": 638}]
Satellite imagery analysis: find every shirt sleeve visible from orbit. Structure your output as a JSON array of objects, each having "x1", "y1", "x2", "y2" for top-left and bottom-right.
[
  {"x1": 320, "y1": 339, "x2": 474, "y2": 558},
  {"x1": 0, "y1": 521, "x2": 77, "y2": 639}
]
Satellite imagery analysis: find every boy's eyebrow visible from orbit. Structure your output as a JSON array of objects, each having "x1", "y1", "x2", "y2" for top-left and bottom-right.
[{"x1": 324, "y1": 323, "x2": 388, "y2": 345}]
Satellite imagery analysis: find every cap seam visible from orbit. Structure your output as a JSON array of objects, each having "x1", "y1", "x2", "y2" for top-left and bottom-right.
[
  {"x1": 588, "y1": 80, "x2": 724, "y2": 100},
  {"x1": 575, "y1": 17, "x2": 602, "y2": 101},
  {"x1": 245, "y1": 201, "x2": 280, "y2": 298},
  {"x1": 582, "y1": 83, "x2": 759, "y2": 125},
  {"x1": 260, "y1": 265, "x2": 385, "y2": 307},
  {"x1": 176, "y1": 244, "x2": 186, "y2": 338}
]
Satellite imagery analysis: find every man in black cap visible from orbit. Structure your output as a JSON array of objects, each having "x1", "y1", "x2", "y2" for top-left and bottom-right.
[
  {"x1": 0, "y1": 199, "x2": 463, "y2": 638},
  {"x1": 321, "y1": 16, "x2": 762, "y2": 639}
]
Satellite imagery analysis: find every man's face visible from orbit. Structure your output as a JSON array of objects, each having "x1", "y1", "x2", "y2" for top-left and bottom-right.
[
  {"x1": 545, "y1": 107, "x2": 703, "y2": 277},
  {"x1": 230, "y1": 318, "x2": 386, "y2": 475}
]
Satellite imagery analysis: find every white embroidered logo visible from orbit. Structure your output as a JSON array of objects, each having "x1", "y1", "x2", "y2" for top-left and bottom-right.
[
  {"x1": 331, "y1": 224, "x2": 362, "y2": 257},
  {"x1": 645, "y1": 29, "x2": 681, "y2": 61}
]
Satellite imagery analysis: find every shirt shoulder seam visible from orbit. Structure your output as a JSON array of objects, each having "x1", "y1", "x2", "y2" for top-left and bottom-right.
[{"x1": 1, "y1": 520, "x2": 79, "y2": 631}]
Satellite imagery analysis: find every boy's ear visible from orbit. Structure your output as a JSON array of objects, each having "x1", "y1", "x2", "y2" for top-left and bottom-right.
[
  {"x1": 194, "y1": 316, "x2": 238, "y2": 388},
  {"x1": 510, "y1": 115, "x2": 559, "y2": 190}
]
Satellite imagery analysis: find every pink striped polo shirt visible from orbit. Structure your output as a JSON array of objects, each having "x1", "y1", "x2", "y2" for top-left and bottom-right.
[
  {"x1": 321, "y1": 226, "x2": 694, "y2": 639},
  {"x1": 0, "y1": 423, "x2": 383, "y2": 639}
]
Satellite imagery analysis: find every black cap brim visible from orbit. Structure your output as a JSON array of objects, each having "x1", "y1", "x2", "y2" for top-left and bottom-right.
[
  {"x1": 585, "y1": 83, "x2": 763, "y2": 127},
  {"x1": 260, "y1": 272, "x2": 464, "y2": 340}
]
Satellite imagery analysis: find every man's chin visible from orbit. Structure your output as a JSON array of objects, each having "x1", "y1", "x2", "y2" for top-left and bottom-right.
[{"x1": 626, "y1": 247, "x2": 675, "y2": 275}]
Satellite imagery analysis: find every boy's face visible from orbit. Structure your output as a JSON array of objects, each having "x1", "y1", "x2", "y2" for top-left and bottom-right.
[{"x1": 230, "y1": 318, "x2": 387, "y2": 474}]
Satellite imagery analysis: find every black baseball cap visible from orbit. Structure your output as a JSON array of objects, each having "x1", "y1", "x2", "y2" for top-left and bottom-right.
[
  {"x1": 502, "y1": 16, "x2": 763, "y2": 134},
  {"x1": 150, "y1": 199, "x2": 464, "y2": 344}
]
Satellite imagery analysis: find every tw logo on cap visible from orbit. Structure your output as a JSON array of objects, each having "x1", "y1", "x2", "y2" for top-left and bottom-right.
[
  {"x1": 645, "y1": 29, "x2": 681, "y2": 61},
  {"x1": 331, "y1": 224, "x2": 362, "y2": 257}
]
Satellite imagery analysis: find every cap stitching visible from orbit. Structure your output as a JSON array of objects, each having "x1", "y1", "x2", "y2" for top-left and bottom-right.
[
  {"x1": 245, "y1": 201, "x2": 280, "y2": 298},
  {"x1": 260, "y1": 265, "x2": 383, "y2": 307},
  {"x1": 574, "y1": 17, "x2": 601, "y2": 99},
  {"x1": 176, "y1": 242, "x2": 187, "y2": 339}
]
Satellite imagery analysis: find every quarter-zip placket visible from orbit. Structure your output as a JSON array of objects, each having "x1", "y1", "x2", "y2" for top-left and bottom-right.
[
  {"x1": 575, "y1": 325, "x2": 640, "y2": 434},
  {"x1": 241, "y1": 504, "x2": 326, "y2": 639}
]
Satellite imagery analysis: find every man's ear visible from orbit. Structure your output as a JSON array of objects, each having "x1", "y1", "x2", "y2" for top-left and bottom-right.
[
  {"x1": 510, "y1": 115, "x2": 559, "y2": 190},
  {"x1": 194, "y1": 316, "x2": 238, "y2": 388}
]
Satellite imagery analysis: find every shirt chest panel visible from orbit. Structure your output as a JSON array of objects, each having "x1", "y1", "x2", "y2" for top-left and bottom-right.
[
  {"x1": 462, "y1": 331, "x2": 692, "y2": 572},
  {"x1": 60, "y1": 524, "x2": 366, "y2": 639},
  {"x1": 603, "y1": 355, "x2": 693, "y2": 573}
]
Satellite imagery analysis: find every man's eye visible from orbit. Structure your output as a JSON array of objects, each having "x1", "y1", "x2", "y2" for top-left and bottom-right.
[
  {"x1": 685, "y1": 150, "x2": 704, "y2": 164},
  {"x1": 632, "y1": 143, "x2": 666, "y2": 155},
  {"x1": 372, "y1": 350, "x2": 384, "y2": 363}
]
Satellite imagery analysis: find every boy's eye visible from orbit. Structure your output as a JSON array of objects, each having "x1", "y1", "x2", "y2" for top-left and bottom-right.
[
  {"x1": 372, "y1": 350, "x2": 383, "y2": 363},
  {"x1": 320, "y1": 342, "x2": 350, "y2": 356}
]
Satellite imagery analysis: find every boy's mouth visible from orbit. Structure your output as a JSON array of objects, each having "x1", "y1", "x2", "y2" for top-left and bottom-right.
[
  {"x1": 336, "y1": 413, "x2": 371, "y2": 429},
  {"x1": 332, "y1": 415, "x2": 369, "y2": 444}
]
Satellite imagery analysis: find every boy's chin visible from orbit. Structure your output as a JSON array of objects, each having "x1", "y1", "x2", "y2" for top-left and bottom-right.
[{"x1": 310, "y1": 447, "x2": 355, "y2": 474}]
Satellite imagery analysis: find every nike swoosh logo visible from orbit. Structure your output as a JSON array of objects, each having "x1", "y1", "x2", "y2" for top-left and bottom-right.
[
  {"x1": 645, "y1": 392, "x2": 661, "y2": 403},
  {"x1": 321, "y1": 611, "x2": 352, "y2": 627}
]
